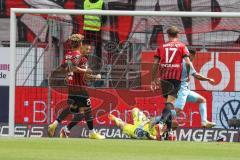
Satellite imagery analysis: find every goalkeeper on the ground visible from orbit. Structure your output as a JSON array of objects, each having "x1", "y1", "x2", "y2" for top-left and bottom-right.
[{"x1": 109, "y1": 108, "x2": 172, "y2": 140}]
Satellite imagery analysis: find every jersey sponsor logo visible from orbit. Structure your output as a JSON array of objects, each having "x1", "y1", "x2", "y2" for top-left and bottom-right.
[{"x1": 160, "y1": 64, "x2": 180, "y2": 68}]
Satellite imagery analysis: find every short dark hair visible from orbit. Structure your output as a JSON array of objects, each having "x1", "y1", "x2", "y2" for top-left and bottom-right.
[{"x1": 167, "y1": 26, "x2": 180, "y2": 37}]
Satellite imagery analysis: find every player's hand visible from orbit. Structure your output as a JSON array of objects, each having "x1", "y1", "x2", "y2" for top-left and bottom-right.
[
  {"x1": 95, "y1": 74, "x2": 101, "y2": 80},
  {"x1": 208, "y1": 78, "x2": 215, "y2": 84},
  {"x1": 151, "y1": 80, "x2": 157, "y2": 91}
]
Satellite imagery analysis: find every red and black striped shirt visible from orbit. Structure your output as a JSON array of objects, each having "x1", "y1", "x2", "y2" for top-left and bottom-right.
[
  {"x1": 63, "y1": 51, "x2": 88, "y2": 93},
  {"x1": 155, "y1": 40, "x2": 189, "y2": 80}
]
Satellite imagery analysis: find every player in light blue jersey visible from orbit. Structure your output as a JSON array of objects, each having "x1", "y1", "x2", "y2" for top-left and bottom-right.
[{"x1": 174, "y1": 49, "x2": 216, "y2": 128}]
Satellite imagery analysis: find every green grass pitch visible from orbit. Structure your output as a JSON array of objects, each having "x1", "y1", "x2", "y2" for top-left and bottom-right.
[{"x1": 0, "y1": 138, "x2": 239, "y2": 160}]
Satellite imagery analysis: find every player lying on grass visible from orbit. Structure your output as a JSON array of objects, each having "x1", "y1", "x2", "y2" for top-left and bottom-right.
[
  {"x1": 173, "y1": 48, "x2": 216, "y2": 128},
  {"x1": 109, "y1": 107, "x2": 178, "y2": 140},
  {"x1": 48, "y1": 34, "x2": 104, "y2": 139}
]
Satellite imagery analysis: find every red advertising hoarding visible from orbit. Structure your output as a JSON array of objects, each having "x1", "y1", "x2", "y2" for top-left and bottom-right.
[
  {"x1": 15, "y1": 87, "x2": 212, "y2": 128},
  {"x1": 14, "y1": 52, "x2": 240, "y2": 128}
]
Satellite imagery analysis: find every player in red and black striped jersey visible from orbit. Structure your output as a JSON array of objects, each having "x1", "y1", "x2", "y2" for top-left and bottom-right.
[
  {"x1": 155, "y1": 41, "x2": 189, "y2": 80},
  {"x1": 150, "y1": 26, "x2": 192, "y2": 139},
  {"x1": 48, "y1": 34, "x2": 104, "y2": 139},
  {"x1": 63, "y1": 50, "x2": 89, "y2": 90}
]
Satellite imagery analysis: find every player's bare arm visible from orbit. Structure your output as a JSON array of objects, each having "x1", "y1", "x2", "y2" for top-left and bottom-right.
[
  {"x1": 189, "y1": 60, "x2": 215, "y2": 84},
  {"x1": 71, "y1": 66, "x2": 91, "y2": 73},
  {"x1": 85, "y1": 73, "x2": 101, "y2": 81},
  {"x1": 151, "y1": 56, "x2": 160, "y2": 91},
  {"x1": 193, "y1": 73, "x2": 215, "y2": 84},
  {"x1": 70, "y1": 66, "x2": 100, "y2": 81},
  {"x1": 183, "y1": 56, "x2": 191, "y2": 78}
]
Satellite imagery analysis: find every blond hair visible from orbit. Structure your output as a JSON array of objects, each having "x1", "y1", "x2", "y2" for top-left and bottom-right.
[{"x1": 69, "y1": 34, "x2": 84, "y2": 49}]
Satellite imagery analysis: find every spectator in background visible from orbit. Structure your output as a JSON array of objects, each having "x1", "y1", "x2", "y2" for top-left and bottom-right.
[{"x1": 83, "y1": 0, "x2": 106, "y2": 69}]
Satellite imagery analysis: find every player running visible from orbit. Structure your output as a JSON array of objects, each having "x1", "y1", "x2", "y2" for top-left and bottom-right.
[
  {"x1": 174, "y1": 49, "x2": 216, "y2": 128},
  {"x1": 48, "y1": 34, "x2": 105, "y2": 139},
  {"x1": 109, "y1": 108, "x2": 174, "y2": 140},
  {"x1": 150, "y1": 26, "x2": 192, "y2": 137}
]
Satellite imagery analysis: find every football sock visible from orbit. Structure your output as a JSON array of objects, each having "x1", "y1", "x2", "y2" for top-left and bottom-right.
[
  {"x1": 151, "y1": 103, "x2": 173, "y2": 125},
  {"x1": 166, "y1": 114, "x2": 172, "y2": 130},
  {"x1": 86, "y1": 119, "x2": 94, "y2": 131},
  {"x1": 67, "y1": 113, "x2": 84, "y2": 130},
  {"x1": 85, "y1": 107, "x2": 94, "y2": 130},
  {"x1": 199, "y1": 102, "x2": 207, "y2": 122},
  {"x1": 160, "y1": 102, "x2": 173, "y2": 123},
  {"x1": 171, "y1": 109, "x2": 177, "y2": 118}
]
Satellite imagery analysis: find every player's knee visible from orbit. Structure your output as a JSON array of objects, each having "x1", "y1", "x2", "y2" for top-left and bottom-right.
[
  {"x1": 197, "y1": 97, "x2": 206, "y2": 103},
  {"x1": 175, "y1": 108, "x2": 182, "y2": 116},
  {"x1": 202, "y1": 97, "x2": 206, "y2": 103},
  {"x1": 167, "y1": 95, "x2": 176, "y2": 104},
  {"x1": 165, "y1": 102, "x2": 174, "y2": 110},
  {"x1": 172, "y1": 119, "x2": 179, "y2": 130}
]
